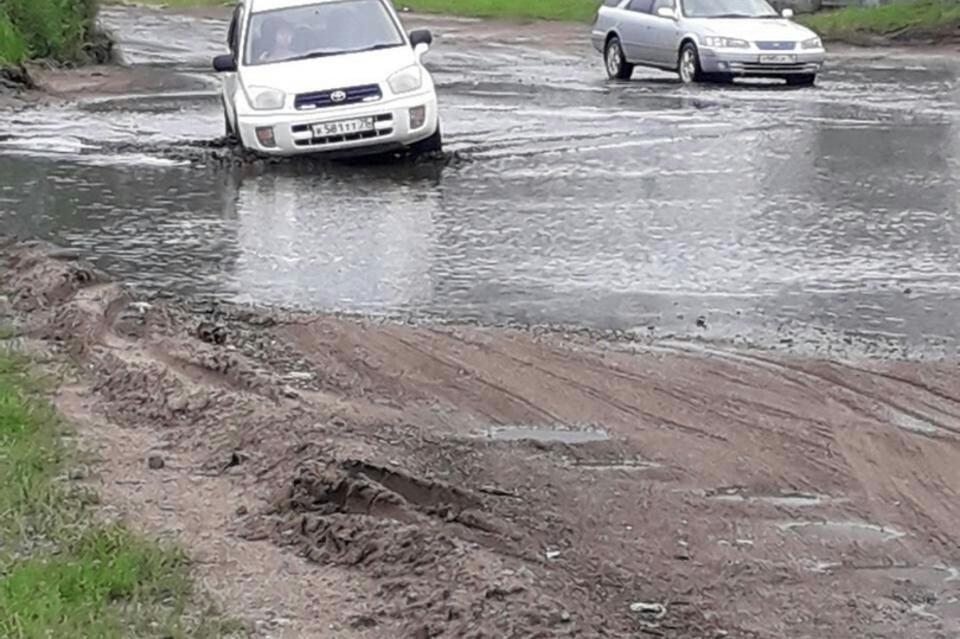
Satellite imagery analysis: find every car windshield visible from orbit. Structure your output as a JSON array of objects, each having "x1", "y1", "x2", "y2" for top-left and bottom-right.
[
  {"x1": 682, "y1": 0, "x2": 778, "y2": 18},
  {"x1": 245, "y1": 0, "x2": 404, "y2": 66}
]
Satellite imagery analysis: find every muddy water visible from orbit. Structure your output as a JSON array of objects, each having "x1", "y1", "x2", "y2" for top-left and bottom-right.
[{"x1": 2, "y1": 6, "x2": 960, "y2": 354}]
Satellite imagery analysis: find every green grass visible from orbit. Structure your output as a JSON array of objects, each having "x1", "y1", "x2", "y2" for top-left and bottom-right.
[
  {"x1": 397, "y1": 0, "x2": 601, "y2": 21},
  {"x1": 116, "y1": 0, "x2": 603, "y2": 21},
  {"x1": 0, "y1": 351, "x2": 244, "y2": 639},
  {"x1": 0, "y1": 0, "x2": 101, "y2": 65},
  {"x1": 801, "y1": 0, "x2": 960, "y2": 42}
]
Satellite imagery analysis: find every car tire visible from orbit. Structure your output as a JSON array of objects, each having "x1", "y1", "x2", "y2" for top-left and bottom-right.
[
  {"x1": 411, "y1": 122, "x2": 443, "y2": 155},
  {"x1": 604, "y1": 36, "x2": 633, "y2": 81},
  {"x1": 678, "y1": 42, "x2": 704, "y2": 84},
  {"x1": 706, "y1": 72, "x2": 734, "y2": 84},
  {"x1": 786, "y1": 74, "x2": 816, "y2": 87},
  {"x1": 222, "y1": 99, "x2": 237, "y2": 139}
]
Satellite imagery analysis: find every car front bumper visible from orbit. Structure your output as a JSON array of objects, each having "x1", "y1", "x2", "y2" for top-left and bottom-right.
[
  {"x1": 235, "y1": 90, "x2": 439, "y2": 156},
  {"x1": 699, "y1": 48, "x2": 826, "y2": 76}
]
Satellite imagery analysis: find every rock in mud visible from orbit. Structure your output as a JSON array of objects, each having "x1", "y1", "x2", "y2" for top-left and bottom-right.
[
  {"x1": 197, "y1": 321, "x2": 227, "y2": 345},
  {"x1": 0, "y1": 65, "x2": 34, "y2": 92},
  {"x1": 147, "y1": 454, "x2": 165, "y2": 470}
]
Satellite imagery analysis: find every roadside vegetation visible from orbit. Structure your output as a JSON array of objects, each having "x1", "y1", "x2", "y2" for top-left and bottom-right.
[
  {"x1": 119, "y1": 0, "x2": 604, "y2": 21},
  {"x1": 398, "y1": 0, "x2": 601, "y2": 21},
  {"x1": 0, "y1": 347, "x2": 242, "y2": 638},
  {"x1": 800, "y1": 0, "x2": 960, "y2": 43},
  {"x1": 0, "y1": 0, "x2": 107, "y2": 66}
]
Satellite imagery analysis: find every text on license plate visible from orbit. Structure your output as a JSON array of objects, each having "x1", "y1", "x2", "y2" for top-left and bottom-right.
[
  {"x1": 759, "y1": 54, "x2": 796, "y2": 64},
  {"x1": 312, "y1": 117, "x2": 375, "y2": 137}
]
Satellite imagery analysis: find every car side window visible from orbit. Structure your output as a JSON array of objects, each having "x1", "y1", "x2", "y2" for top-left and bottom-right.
[
  {"x1": 652, "y1": 0, "x2": 674, "y2": 13},
  {"x1": 628, "y1": 0, "x2": 653, "y2": 12},
  {"x1": 603, "y1": 0, "x2": 623, "y2": 6}
]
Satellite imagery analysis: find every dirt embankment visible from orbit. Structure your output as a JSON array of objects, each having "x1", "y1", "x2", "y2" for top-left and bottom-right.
[{"x1": 2, "y1": 240, "x2": 960, "y2": 638}]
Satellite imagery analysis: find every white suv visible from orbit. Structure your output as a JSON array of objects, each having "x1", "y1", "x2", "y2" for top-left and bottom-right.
[{"x1": 213, "y1": 0, "x2": 442, "y2": 157}]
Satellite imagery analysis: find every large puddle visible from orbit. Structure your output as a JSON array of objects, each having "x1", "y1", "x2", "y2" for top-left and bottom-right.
[{"x1": 2, "y1": 7, "x2": 960, "y2": 354}]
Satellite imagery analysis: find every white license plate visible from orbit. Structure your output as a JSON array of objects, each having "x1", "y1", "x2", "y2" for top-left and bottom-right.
[
  {"x1": 759, "y1": 54, "x2": 796, "y2": 64},
  {"x1": 312, "y1": 117, "x2": 374, "y2": 137}
]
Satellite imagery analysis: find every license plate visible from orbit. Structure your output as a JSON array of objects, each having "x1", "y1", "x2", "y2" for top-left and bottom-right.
[
  {"x1": 312, "y1": 117, "x2": 374, "y2": 137},
  {"x1": 759, "y1": 54, "x2": 796, "y2": 64}
]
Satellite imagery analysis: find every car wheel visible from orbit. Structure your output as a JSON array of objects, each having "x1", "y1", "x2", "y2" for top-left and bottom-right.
[
  {"x1": 706, "y1": 72, "x2": 734, "y2": 84},
  {"x1": 411, "y1": 122, "x2": 443, "y2": 155},
  {"x1": 222, "y1": 99, "x2": 236, "y2": 138},
  {"x1": 678, "y1": 42, "x2": 704, "y2": 84},
  {"x1": 604, "y1": 36, "x2": 633, "y2": 81},
  {"x1": 786, "y1": 74, "x2": 816, "y2": 87}
]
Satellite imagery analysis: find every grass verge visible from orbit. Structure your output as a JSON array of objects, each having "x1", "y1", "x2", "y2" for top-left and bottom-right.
[
  {"x1": 0, "y1": 349, "x2": 243, "y2": 638},
  {"x1": 801, "y1": 0, "x2": 960, "y2": 43},
  {"x1": 397, "y1": 0, "x2": 601, "y2": 21},
  {"x1": 112, "y1": 0, "x2": 603, "y2": 21},
  {"x1": 0, "y1": 0, "x2": 106, "y2": 66}
]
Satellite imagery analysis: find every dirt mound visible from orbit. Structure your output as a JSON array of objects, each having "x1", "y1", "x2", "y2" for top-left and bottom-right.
[{"x1": 269, "y1": 460, "x2": 577, "y2": 638}]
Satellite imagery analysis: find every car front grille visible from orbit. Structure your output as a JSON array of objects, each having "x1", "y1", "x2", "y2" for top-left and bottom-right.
[
  {"x1": 729, "y1": 62, "x2": 820, "y2": 74},
  {"x1": 294, "y1": 84, "x2": 382, "y2": 110},
  {"x1": 291, "y1": 113, "x2": 394, "y2": 147},
  {"x1": 755, "y1": 41, "x2": 797, "y2": 51}
]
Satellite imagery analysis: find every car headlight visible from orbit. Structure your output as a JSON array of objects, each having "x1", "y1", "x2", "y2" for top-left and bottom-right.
[
  {"x1": 246, "y1": 86, "x2": 286, "y2": 111},
  {"x1": 702, "y1": 36, "x2": 750, "y2": 49},
  {"x1": 802, "y1": 36, "x2": 823, "y2": 49},
  {"x1": 388, "y1": 65, "x2": 423, "y2": 94}
]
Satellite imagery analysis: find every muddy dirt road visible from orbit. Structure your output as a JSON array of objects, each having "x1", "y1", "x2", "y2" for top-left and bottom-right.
[
  {"x1": 4, "y1": 243, "x2": 960, "y2": 639},
  {"x1": 1, "y1": 6, "x2": 959, "y2": 356}
]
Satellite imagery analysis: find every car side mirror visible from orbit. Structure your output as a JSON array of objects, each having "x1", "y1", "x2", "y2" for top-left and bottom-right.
[
  {"x1": 409, "y1": 29, "x2": 433, "y2": 50},
  {"x1": 213, "y1": 54, "x2": 237, "y2": 73},
  {"x1": 781, "y1": 8, "x2": 794, "y2": 18},
  {"x1": 656, "y1": 6, "x2": 677, "y2": 19}
]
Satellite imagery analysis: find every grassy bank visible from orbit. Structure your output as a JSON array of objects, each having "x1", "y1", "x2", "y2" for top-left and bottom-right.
[
  {"x1": 398, "y1": 0, "x2": 601, "y2": 21},
  {"x1": 120, "y1": 0, "x2": 604, "y2": 21},
  {"x1": 801, "y1": 0, "x2": 960, "y2": 43},
  {"x1": 0, "y1": 0, "x2": 103, "y2": 65},
  {"x1": 0, "y1": 349, "x2": 241, "y2": 638}
]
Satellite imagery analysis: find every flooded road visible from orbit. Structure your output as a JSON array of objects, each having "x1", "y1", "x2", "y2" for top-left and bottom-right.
[{"x1": 2, "y1": 6, "x2": 960, "y2": 355}]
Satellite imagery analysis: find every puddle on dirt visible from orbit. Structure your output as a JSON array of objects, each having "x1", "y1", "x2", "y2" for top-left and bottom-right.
[
  {"x1": 888, "y1": 409, "x2": 948, "y2": 436},
  {"x1": 711, "y1": 492, "x2": 834, "y2": 507},
  {"x1": 568, "y1": 460, "x2": 662, "y2": 471},
  {"x1": 778, "y1": 520, "x2": 907, "y2": 543},
  {"x1": 483, "y1": 427, "x2": 610, "y2": 444}
]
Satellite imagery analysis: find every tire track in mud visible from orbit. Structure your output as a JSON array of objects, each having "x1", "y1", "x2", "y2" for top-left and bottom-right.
[
  {"x1": 655, "y1": 342, "x2": 960, "y2": 439},
  {"x1": 381, "y1": 331, "x2": 576, "y2": 428}
]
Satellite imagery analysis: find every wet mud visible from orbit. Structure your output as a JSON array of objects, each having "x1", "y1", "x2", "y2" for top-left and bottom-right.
[{"x1": 4, "y1": 243, "x2": 960, "y2": 638}]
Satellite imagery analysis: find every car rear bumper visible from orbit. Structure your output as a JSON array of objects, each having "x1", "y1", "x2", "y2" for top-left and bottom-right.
[
  {"x1": 700, "y1": 48, "x2": 826, "y2": 76},
  {"x1": 235, "y1": 90, "x2": 439, "y2": 156}
]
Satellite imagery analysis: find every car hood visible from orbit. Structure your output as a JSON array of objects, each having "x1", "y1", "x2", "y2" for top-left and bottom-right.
[
  {"x1": 691, "y1": 18, "x2": 817, "y2": 42},
  {"x1": 239, "y1": 46, "x2": 417, "y2": 94}
]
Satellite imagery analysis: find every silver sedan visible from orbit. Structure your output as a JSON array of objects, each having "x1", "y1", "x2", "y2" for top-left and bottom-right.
[{"x1": 592, "y1": 0, "x2": 826, "y2": 86}]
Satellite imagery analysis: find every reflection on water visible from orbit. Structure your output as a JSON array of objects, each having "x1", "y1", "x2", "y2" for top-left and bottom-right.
[
  {"x1": 1, "y1": 7, "x2": 960, "y2": 354},
  {"x1": 231, "y1": 168, "x2": 442, "y2": 309}
]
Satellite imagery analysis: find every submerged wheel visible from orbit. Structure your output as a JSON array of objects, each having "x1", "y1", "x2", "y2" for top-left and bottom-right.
[
  {"x1": 787, "y1": 74, "x2": 816, "y2": 87},
  {"x1": 604, "y1": 36, "x2": 633, "y2": 81},
  {"x1": 222, "y1": 98, "x2": 236, "y2": 138},
  {"x1": 411, "y1": 122, "x2": 443, "y2": 155},
  {"x1": 678, "y1": 42, "x2": 703, "y2": 84}
]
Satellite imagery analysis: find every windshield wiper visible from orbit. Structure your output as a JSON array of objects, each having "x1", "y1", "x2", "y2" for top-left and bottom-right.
[
  {"x1": 353, "y1": 43, "x2": 403, "y2": 53},
  {"x1": 293, "y1": 50, "x2": 339, "y2": 61},
  {"x1": 710, "y1": 13, "x2": 753, "y2": 18}
]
